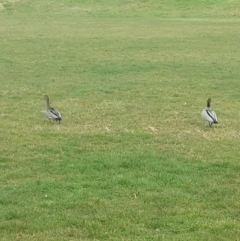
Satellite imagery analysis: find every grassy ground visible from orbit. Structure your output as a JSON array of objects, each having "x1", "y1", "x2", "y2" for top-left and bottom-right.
[{"x1": 0, "y1": 0, "x2": 240, "y2": 240}]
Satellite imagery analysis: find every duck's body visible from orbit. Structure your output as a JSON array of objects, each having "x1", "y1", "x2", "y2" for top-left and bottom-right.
[
  {"x1": 201, "y1": 98, "x2": 218, "y2": 127},
  {"x1": 44, "y1": 95, "x2": 62, "y2": 123}
]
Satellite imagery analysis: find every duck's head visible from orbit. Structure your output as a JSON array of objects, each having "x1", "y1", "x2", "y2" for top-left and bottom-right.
[{"x1": 207, "y1": 98, "x2": 211, "y2": 108}]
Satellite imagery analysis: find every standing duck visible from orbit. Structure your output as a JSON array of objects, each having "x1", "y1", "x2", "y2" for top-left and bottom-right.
[
  {"x1": 201, "y1": 98, "x2": 218, "y2": 127},
  {"x1": 44, "y1": 95, "x2": 62, "y2": 123}
]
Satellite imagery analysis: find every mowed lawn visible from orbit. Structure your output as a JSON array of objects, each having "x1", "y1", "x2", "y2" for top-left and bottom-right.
[{"x1": 0, "y1": 0, "x2": 240, "y2": 240}]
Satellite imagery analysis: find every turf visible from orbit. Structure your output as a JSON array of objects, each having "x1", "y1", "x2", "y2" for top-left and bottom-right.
[{"x1": 0, "y1": 0, "x2": 240, "y2": 240}]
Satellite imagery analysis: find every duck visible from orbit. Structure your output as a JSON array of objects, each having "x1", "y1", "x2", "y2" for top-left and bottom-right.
[
  {"x1": 201, "y1": 98, "x2": 218, "y2": 127},
  {"x1": 44, "y1": 95, "x2": 62, "y2": 123}
]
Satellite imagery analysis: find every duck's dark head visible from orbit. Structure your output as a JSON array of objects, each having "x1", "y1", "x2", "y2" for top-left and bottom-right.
[
  {"x1": 43, "y1": 95, "x2": 49, "y2": 100},
  {"x1": 207, "y1": 98, "x2": 211, "y2": 108}
]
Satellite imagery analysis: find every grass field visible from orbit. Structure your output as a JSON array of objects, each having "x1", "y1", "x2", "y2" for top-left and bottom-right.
[{"x1": 0, "y1": 0, "x2": 240, "y2": 240}]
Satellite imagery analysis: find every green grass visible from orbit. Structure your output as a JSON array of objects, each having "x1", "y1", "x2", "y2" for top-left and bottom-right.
[
  {"x1": 0, "y1": 0, "x2": 240, "y2": 240},
  {"x1": 1, "y1": 0, "x2": 240, "y2": 18}
]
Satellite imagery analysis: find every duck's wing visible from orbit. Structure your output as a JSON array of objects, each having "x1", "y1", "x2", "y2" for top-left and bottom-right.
[
  {"x1": 50, "y1": 107, "x2": 61, "y2": 119},
  {"x1": 45, "y1": 107, "x2": 61, "y2": 120},
  {"x1": 211, "y1": 110, "x2": 218, "y2": 123},
  {"x1": 201, "y1": 109, "x2": 217, "y2": 123}
]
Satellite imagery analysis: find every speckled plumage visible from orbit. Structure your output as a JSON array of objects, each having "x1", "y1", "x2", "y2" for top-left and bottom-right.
[{"x1": 44, "y1": 95, "x2": 62, "y2": 123}]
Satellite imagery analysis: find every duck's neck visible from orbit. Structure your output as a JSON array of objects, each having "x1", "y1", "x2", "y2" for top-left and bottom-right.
[
  {"x1": 207, "y1": 100, "x2": 211, "y2": 108},
  {"x1": 45, "y1": 97, "x2": 50, "y2": 109}
]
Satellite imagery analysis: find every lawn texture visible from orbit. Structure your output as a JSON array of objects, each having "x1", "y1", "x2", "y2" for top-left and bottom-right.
[{"x1": 0, "y1": 0, "x2": 240, "y2": 240}]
